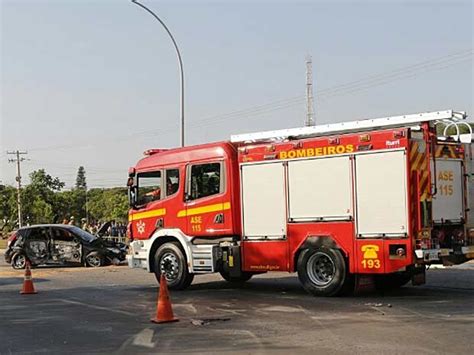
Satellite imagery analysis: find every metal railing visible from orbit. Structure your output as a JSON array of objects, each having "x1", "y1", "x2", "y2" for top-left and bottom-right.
[{"x1": 100, "y1": 235, "x2": 129, "y2": 245}]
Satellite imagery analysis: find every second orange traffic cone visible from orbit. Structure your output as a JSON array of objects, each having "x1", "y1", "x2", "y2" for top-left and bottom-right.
[
  {"x1": 151, "y1": 274, "x2": 178, "y2": 324},
  {"x1": 20, "y1": 261, "x2": 37, "y2": 295}
]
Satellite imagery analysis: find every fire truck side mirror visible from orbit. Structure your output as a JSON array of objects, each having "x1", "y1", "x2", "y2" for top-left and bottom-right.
[{"x1": 127, "y1": 183, "x2": 137, "y2": 208}]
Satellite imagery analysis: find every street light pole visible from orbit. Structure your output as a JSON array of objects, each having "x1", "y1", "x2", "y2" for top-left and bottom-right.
[{"x1": 131, "y1": 0, "x2": 185, "y2": 147}]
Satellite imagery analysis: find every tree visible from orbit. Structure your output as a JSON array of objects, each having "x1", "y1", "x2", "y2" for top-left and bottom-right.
[
  {"x1": 1, "y1": 168, "x2": 129, "y2": 233},
  {"x1": 73, "y1": 166, "x2": 88, "y2": 222},
  {"x1": 22, "y1": 170, "x2": 65, "y2": 225},
  {"x1": 75, "y1": 166, "x2": 87, "y2": 190},
  {"x1": 0, "y1": 184, "x2": 18, "y2": 233},
  {"x1": 87, "y1": 188, "x2": 129, "y2": 222},
  {"x1": 29, "y1": 169, "x2": 65, "y2": 195}
]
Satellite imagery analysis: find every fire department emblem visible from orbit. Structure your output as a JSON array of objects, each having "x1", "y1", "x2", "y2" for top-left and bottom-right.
[{"x1": 137, "y1": 220, "x2": 146, "y2": 235}]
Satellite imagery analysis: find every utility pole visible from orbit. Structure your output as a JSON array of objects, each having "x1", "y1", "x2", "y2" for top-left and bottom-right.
[
  {"x1": 7, "y1": 150, "x2": 28, "y2": 228},
  {"x1": 305, "y1": 55, "x2": 315, "y2": 127},
  {"x1": 85, "y1": 187, "x2": 89, "y2": 225}
]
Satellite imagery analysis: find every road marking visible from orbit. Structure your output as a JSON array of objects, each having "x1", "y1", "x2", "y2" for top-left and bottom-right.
[
  {"x1": 207, "y1": 306, "x2": 248, "y2": 316},
  {"x1": 259, "y1": 305, "x2": 305, "y2": 313},
  {"x1": 173, "y1": 303, "x2": 197, "y2": 314},
  {"x1": 132, "y1": 328, "x2": 156, "y2": 348},
  {"x1": 154, "y1": 329, "x2": 265, "y2": 353},
  {"x1": 56, "y1": 299, "x2": 135, "y2": 316}
]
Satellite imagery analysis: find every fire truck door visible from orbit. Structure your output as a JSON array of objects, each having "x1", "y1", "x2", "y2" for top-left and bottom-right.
[
  {"x1": 184, "y1": 161, "x2": 230, "y2": 236},
  {"x1": 355, "y1": 150, "x2": 409, "y2": 238},
  {"x1": 240, "y1": 162, "x2": 289, "y2": 271},
  {"x1": 431, "y1": 159, "x2": 464, "y2": 223},
  {"x1": 130, "y1": 170, "x2": 166, "y2": 238}
]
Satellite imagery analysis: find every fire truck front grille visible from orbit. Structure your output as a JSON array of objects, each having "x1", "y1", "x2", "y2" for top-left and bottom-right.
[{"x1": 191, "y1": 245, "x2": 217, "y2": 273}]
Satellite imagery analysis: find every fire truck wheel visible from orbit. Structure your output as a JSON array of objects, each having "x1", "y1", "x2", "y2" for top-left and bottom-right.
[
  {"x1": 297, "y1": 247, "x2": 347, "y2": 297},
  {"x1": 154, "y1": 242, "x2": 194, "y2": 290},
  {"x1": 219, "y1": 270, "x2": 254, "y2": 283}
]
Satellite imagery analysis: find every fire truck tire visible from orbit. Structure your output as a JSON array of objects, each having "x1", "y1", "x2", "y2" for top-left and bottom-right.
[
  {"x1": 297, "y1": 247, "x2": 347, "y2": 297},
  {"x1": 219, "y1": 270, "x2": 254, "y2": 283},
  {"x1": 154, "y1": 242, "x2": 194, "y2": 290}
]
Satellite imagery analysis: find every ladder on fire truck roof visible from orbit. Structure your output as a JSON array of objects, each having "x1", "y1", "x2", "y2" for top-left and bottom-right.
[{"x1": 230, "y1": 109, "x2": 468, "y2": 143}]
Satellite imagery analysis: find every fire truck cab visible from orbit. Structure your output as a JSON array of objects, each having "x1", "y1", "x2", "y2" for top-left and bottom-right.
[{"x1": 126, "y1": 110, "x2": 473, "y2": 296}]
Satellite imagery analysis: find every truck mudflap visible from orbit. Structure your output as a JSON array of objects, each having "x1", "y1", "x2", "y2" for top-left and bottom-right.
[{"x1": 415, "y1": 245, "x2": 474, "y2": 265}]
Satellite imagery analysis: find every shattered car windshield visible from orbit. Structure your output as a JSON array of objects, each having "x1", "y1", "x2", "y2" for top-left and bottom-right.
[{"x1": 68, "y1": 226, "x2": 97, "y2": 243}]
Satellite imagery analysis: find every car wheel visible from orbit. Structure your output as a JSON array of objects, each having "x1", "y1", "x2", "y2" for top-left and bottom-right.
[
  {"x1": 154, "y1": 242, "x2": 194, "y2": 290},
  {"x1": 219, "y1": 270, "x2": 254, "y2": 283},
  {"x1": 85, "y1": 252, "x2": 103, "y2": 267},
  {"x1": 11, "y1": 253, "x2": 28, "y2": 270},
  {"x1": 297, "y1": 247, "x2": 347, "y2": 297}
]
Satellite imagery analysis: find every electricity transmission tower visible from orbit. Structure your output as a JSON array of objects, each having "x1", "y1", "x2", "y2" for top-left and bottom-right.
[
  {"x1": 305, "y1": 55, "x2": 315, "y2": 127},
  {"x1": 7, "y1": 150, "x2": 28, "y2": 227}
]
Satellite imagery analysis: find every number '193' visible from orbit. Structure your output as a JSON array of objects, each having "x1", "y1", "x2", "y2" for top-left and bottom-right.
[{"x1": 361, "y1": 259, "x2": 381, "y2": 269}]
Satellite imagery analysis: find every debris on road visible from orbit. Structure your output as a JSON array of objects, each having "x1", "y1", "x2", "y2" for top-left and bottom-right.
[
  {"x1": 191, "y1": 318, "x2": 231, "y2": 326},
  {"x1": 365, "y1": 303, "x2": 392, "y2": 308}
]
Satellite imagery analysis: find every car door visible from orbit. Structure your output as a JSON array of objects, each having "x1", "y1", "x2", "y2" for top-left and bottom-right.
[
  {"x1": 50, "y1": 227, "x2": 82, "y2": 264},
  {"x1": 24, "y1": 227, "x2": 50, "y2": 265}
]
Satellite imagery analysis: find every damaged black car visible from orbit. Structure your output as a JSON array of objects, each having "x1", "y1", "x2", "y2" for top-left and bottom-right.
[{"x1": 4, "y1": 224, "x2": 127, "y2": 269}]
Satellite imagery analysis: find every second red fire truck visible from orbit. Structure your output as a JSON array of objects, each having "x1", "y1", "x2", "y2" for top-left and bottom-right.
[{"x1": 126, "y1": 109, "x2": 473, "y2": 296}]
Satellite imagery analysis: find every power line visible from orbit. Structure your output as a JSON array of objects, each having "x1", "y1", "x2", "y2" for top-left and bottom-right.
[
  {"x1": 174, "y1": 49, "x2": 473, "y2": 128},
  {"x1": 28, "y1": 95, "x2": 306, "y2": 153},
  {"x1": 194, "y1": 51, "x2": 472, "y2": 123},
  {"x1": 317, "y1": 50, "x2": 473, "y2": 99},
  {"x1": 27, "y1": 159, "x2": 126, "y2": 172},
  {"x1": 26, "y1": 49, "x2": 473, "y2": 153}
]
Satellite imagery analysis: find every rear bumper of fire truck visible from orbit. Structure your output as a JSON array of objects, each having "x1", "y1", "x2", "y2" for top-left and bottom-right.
[
  {"x1": 126, "y1": 240, "x2": 150, "y2": 271},
  {"x1": 415, "y1": 245, "x2": 474, "y2": 264}
]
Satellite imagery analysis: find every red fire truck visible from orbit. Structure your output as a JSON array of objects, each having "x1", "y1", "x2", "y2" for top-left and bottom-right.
[{"x1": 126, "y1": 110, "x2": 473, "y2": 296}]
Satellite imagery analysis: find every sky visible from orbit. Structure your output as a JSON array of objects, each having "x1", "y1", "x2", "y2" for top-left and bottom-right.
[{"x1": 1, "y1": 0, "x2": 472, "y2": 188}]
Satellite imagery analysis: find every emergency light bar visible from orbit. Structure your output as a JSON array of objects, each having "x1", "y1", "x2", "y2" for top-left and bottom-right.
[{"x1": 230, "y1": 110, "x2": 467, "y2": 144}]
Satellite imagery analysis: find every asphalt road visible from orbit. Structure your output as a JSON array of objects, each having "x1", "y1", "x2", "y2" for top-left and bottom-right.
[{"x1": 0, "y1": 251, "x2": 473, "y2": 355}]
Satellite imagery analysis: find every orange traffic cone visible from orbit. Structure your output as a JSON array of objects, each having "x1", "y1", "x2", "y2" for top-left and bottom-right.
[
  {"x1": 151, "y1": 274, "x2": 178, "y2": 324},
  {"x1": 20, "y1": 262, "x2": 37, "y2": 295}
]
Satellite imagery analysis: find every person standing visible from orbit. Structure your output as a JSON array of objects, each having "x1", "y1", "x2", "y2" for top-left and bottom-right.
[{"x1": 81, "y1": 218, "x2": 88, "y2": 231}]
